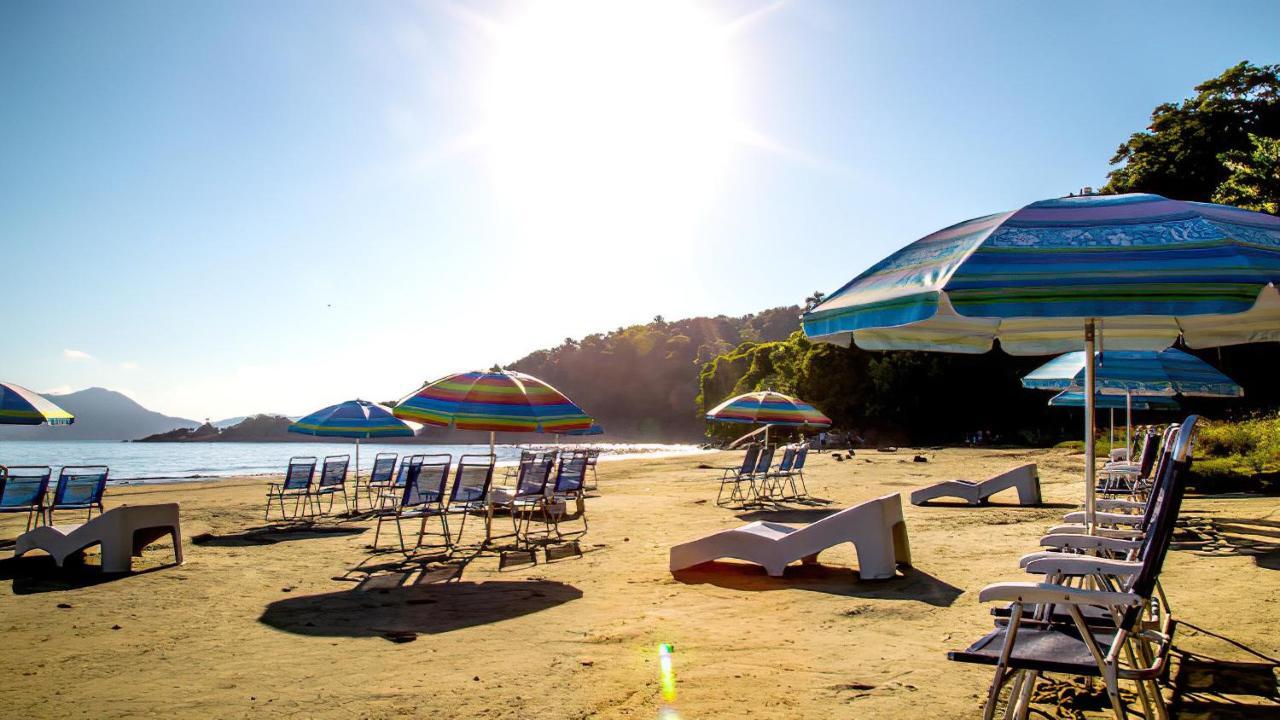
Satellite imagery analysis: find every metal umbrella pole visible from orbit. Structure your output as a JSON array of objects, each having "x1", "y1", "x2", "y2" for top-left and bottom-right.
[{"x1": 1083, "y1": 319, "x2": 1097, "y2": 533}]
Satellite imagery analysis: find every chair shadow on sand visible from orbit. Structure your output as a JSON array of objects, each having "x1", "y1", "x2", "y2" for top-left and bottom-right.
[
  {"x1": 671, "y1": 562, "x2": 962, "y2": 607},
  {"x1": 1166, "y1": 622, "x2": 1280, "y2": 717},
  {"x1": 259, "y1": 577, "x2": 583, "y2": 641},
  {"x1": 1176, "y1": 516, "x2": 1280, "y2": 570},
  {"x1": 190, "y1": 523, "x2": 367, "y2": 547},
  {"x1": 0, "y1": 553, "x2": 180, "y2": 595}
]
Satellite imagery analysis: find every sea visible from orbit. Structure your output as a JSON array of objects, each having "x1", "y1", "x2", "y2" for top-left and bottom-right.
[{"x1": 0, "y1": 440, "x2": 708, "y2": 484}]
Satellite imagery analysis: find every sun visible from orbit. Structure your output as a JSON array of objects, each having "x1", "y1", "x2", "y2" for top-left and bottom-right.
[{"x1": 484, "y1": 0, "x2": 737, "y2": 253}]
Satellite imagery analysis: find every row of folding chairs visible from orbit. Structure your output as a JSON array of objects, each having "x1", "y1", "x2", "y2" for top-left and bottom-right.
[
  {"x1": 0, "y1": 465, "x2": 109, "y2": 531},
  {"x1": 264, "y1": 455, "x2": 351, "y2": 520},
  {"x1": 715, "y1": 443, "x2": 810, "y2": 507},
  {"x1": 507, "y1": 448, "x2": 601, "y2": 489},
  {"x1": 370, "y1": 450, "x2": 591, "y2": 555},
  {"x1": 1096, "y1": 425, "x2": 1176, "y2": 500},
  {"x1": 946, "y1": 416, "x2": 1198, "y2": 719}
]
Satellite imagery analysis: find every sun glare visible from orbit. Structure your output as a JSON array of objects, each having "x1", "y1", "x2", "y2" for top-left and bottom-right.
[{"x1": 485, "y1": 1, "x2": 737, "y2": 254}]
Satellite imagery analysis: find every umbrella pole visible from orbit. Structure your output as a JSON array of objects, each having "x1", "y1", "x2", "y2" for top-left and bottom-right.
[
  {"x1": 1125, "y1": 392, "x2": 1132, "y2": 460},
  {"x1": 1109, "y1": 408, "x2": 1114, "y2": 451},
  {"x1": 1084, "y1": 319, "x2": 1097, "y2": 534},
  {"x1": 354, "y1": 438, "x2": 361, "y2": 512},
  {"x1": 490, "y1": 430, "x2": 496, "y2": 458}
]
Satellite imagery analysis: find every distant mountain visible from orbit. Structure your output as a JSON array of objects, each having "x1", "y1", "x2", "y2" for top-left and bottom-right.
[{"x1": 0, "y1": 387, "x2": 200, "y2": 441}]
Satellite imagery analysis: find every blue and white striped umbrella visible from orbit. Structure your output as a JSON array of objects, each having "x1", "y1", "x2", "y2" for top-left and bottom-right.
[
  {"x1": 1022, "y1": 348, "x2": 1242, "y2": 398},
  {"x1": 0, "y1": 382, "x2": 75, "y2": 426},
  {"x1": 289, "y1": 399, "x2": 415, "y2": 439},
  {"x1": 1047, "y1": 391, "x2": 1179, "y2": 410},
  {"x1": 561, "y1": 423, "x2": 605, "y2": 437}
]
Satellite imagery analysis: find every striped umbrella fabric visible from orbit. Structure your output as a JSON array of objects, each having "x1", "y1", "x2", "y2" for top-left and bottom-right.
[
  {"x1": 0, "y1": 382, "x2": 75, "y2": 426},
  {"x1": 562, "y1": 422, "x2": 605, "y2": 436},
  {"x1": 802, "y1": 193, "x2": 1280, "y2": 355},
  {"x1": 288, "y1": 400, "x2": 414, "y2": 439},
  {"x1": 1048, "y1": 391, "x2": 1178, "y2": 411},
  {"x1": 392, "y1": 370, "x2": 592, "y2": 433},
  {"x1": 1023, "y1": 348, "x2": 1243, "y2": 398},
  {"x1": 706, "y1": 391, "x2": 832, "y2": 428}
]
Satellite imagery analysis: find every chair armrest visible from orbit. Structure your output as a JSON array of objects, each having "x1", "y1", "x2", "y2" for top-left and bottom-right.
[
  {"x1": 1062, "y1": 511, "x2": 1144, "y2": 525},
  {"x1": 1044, "y1": 524, "x2": 1144, "y2": 539},
  {"x1": 1023, "y1": 556, "x2": 1143, "y2": 577},
  {"x1": 1094, "y1": 499, "x2": 1145, "y2": 512},
  {"x1": 1039, "y1": 534, "x2": 1142, "y2": 554},
  {"x1": 978, "y1": 581, "x2": 1141, "y2": 607}
]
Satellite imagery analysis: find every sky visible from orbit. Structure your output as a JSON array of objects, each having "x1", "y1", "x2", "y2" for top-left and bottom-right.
[{"x1": 3, "y1": 0, "x2": 1277, "y2": 421}]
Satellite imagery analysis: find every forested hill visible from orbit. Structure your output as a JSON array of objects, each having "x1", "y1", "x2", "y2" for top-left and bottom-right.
[{"x1": 508, "y1": 307, "x2": 801, "y2": 441}]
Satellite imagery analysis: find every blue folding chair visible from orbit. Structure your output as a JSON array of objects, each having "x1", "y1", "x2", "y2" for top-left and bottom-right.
[
  {"x1": 1, "y1": 465, "x2": 52, "y2": 530},
  {"x1": 312, "y1": 455, "x2": 351, "y2": 515},
  {"x1": 265, "y1": 457, "x2": 316, "y2": 520},
  {"x1": 360, "y1": 452, "x2": 399, "y2": 510},
  {"x1": 547, "y1": 452, "x2": 589, "y2": 540},
  {"x1": 373, "y1": 454, "x2": 452, "y2": 552},
  {"x1": 444, "y1": 454, "x2": 496, "y2": 547},
  {"x1": 48, "y1": 466, "x2": 109, "y2": 523}
]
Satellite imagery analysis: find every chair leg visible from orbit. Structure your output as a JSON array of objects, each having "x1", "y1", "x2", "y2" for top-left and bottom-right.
[{"x1": 171, "y1": 527, "x2": 184, "y2": 565}]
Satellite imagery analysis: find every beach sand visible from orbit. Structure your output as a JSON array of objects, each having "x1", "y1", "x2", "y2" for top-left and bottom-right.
[{"x1": 1, "y1": 448, "x2": 1277, "y2": 718}]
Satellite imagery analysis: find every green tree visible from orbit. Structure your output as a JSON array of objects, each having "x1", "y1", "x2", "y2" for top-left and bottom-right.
[
  {"x1": 1104, "y1": 61, "x2": 1280, "y2": 201},
  {"x1": 1213, "y1": 133, "x2": 1280, "y2": 214}
]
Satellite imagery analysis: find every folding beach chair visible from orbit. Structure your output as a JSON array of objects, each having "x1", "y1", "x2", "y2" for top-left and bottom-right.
[
  {"x1": 372, "y1": 454, "x2": 452, "y2": 552},
  {"x1": 505, "y1": 454, "x2": 557, "y2": 551},
  {"x1": 789, "y1": 443, "x2": 812, "y2": 499},
  {"x1": 48, "y1": 466, "x2": 109, "y2": 524},
  {"x1": 312, "y1": 454, "x2": 351, "y2": 515},
  {"x1": 584, "y1": 448, "x2": 601, "y2": 491},
  {"x1": 948, "y1": 416, "x2": 1197, "y2": 720},
  {"x1": 0, "y1": 465, "x2": 52, "y2": 530},
  {"x1": 744, "y1": 445, "x2": 776, "y2": 504},
  {"x1": 443, "y1": 454, "x2": 496, "y2": 547},
  {"x1": 265, "y1": 457, "x2": 316, "y2": 521},
  {"x1": 359, "y1": 452, "x2": 398, "y2": 510},
  {"x1": 716, "y1": 444, "x2": 760, "y2": 506},
  {"x1": 547, "y1": 452, "x2": 589, "y2": 540},
  {"x1": 763, "y1": 445, "x2": 797, "y2": 500}
]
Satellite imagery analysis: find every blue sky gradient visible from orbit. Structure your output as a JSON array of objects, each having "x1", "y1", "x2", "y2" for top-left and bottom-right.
[{"x1": 3, "y1": 0, "x2": 1277, "y2": 419}]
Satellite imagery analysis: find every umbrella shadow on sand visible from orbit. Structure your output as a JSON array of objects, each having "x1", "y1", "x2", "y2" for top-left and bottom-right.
[
  {"x1": 190, "y1": 523, "x2": 367, "y2": 547},
  {"x1": 672, "y1": 562, "x2": 962, "y2": 607},
  {"x1": 260, "y1": 578, "x2": 583, "y2": 641}
]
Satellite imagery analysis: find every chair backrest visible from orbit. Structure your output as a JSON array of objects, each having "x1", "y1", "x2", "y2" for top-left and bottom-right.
[
  {"x1": 776, "y1": 446, "x2": 797, "y2": 472},
  {"x1": 754, "y1": 446, "x2": 775, "y2": 474},
  {"x1": 585, "y1": 449, "x2": 601, "y2": 467},
  {"x1": 394, "y1": 455, "x2": 426, "y2": 488},
  {"x1": 52, "y1": 466, "x2": 109, "y2": 507},
  {"x1": 449, "y1": 454, "x2": 496, "y2": 504},
  {"x1": 283, "y1": 457, "x2": 316, "y2": 490},
  {"x1": 402, "y1": 454, "x2": 452, "y2": 508},
  {"x1": 737, "y1": 445, "x2": 761, "y2": 474},
  {"x1": 792, "y1": 444, "x2": 809, "y2": 470},
  {"x1": 1121, "y1": 416, "x2": 1198, "y2": 629},
  {"x1": 0, "y1": 466, "x2": 52, "y2": 509},
  {"x1": 553, "y1": 452, "x2": 588, "y2": 494},
  {"x1": 318, "y1": 455, "x2": 349, "y2": 488},
  {"x1": 517, "y1": 455, "x2": 556, "y2": 497},
  {"x1": 1135, "y1": 430, "x2": 1162, "y2": 478},
  {"x1": 369, "y1": 453, "x2": 398, "y2": 483}
]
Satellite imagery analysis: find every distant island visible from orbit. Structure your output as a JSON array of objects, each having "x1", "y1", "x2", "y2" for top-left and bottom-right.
[{"x1": 136, "y1": 414, "x2": 306, "y2": 442}]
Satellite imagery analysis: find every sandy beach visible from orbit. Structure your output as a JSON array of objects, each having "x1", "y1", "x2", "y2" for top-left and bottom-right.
[{"x1": 1, "y1": 448, "x2": 1277, "y2": 719}]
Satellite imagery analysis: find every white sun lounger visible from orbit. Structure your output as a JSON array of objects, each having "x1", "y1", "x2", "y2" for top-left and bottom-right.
[
  {"x1": 669, "y1": 493, "x2": 911, "y2": 580},
  {"x1": 14, "y1": 503, "x2": 183, "y2": 573},
  {"x1": 909, "y1": 463, "x2": 1040, "y2": 506}
]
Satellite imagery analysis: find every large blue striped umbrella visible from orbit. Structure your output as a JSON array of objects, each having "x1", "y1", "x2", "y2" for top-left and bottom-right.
[
  {"x1": 802, "y1": 193, "x2": 1280, "y2": 526},
  {"x1": 289, "y1": 399, "x2": 414, "y2": 503},
  {"x1": 1, "y1": 382, "x2": 75, "y2": 426},
  {"x1": 1023, "y1": 348, "x2": 1243, "y2": 398},
  {"x1": 561, "y1": 423, "x2": 605, "y2": 436},
  {"x1": 1047, "y1": 391, "x2": 1179, "y2": 411}
]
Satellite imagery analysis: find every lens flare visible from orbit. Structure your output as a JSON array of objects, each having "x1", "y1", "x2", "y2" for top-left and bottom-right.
[{"x1": 659, "y1": 643, "x2": 677, "y2": 703}]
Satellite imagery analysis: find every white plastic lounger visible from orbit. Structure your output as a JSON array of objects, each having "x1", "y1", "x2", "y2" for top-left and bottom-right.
[
  {"x1": 669, "y1": 493, "x2": 911, "y2": 580},
  {"x1": 909, "y1": 463, "x2": 1040, "y2": 506},
  {"x1": 14, "y1": 503, "x2": 183, "y2": 573}
]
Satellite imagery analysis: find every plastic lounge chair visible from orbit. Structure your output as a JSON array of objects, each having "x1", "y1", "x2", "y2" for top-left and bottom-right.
[
  {"x1": 716, "y1": 445, "x2": 760, "y2": 507},
  {"x1": 669, "y1": 492, "x2": 912, "y2": 580},
  {"x1": 0, "y1": 466, "x2": 52, "y2": 531},
  {"x1": 48, "y1": 466, "x2": 109, "y2": 523},
  {"x1": 909, "y1": 463, "x2": 1040, "y2": 506},
  {"x1": 359, "y1": 452, "x2": 398, "y2": 510},
  {"x1": 372, "y1": 454, "x2": 451, "y2": 551},
  {"x1": 15, "y1": 503, "x2": 183, "y2": 573},
  {"x1": 265, "y1": 457, "x2": 316, "y2": 520},
  {"x1": 312, "y1": 454, "x2": 351, "y2": 515},
  {"x1": 442, "y1": 454, "x2": 496, "y2": 547},
  {"x1": 946, "y1": 416, "x2": 1197, "y2": 720}
]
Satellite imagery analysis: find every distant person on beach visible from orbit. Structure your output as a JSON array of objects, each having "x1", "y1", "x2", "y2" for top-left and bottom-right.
[{"x1": 818, "y1": 431, "x2": 827, "y2": 453}]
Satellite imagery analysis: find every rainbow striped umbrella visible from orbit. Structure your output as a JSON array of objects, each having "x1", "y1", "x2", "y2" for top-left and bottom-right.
[
  {"x1": 706, "y1": 391, "x2": 832, "y2": 428},
  {"x1": 392, "y1": 370, "x2": 592, "y2": 452},
  {"x1": 1, "y1": 382, "x2": 75, "y2": 426},
  {"x1": 802, "y1": 193, "x2": 1280, "y2": 527}
]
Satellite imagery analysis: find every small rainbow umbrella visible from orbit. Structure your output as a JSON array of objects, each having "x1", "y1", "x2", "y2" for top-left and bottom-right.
[
  {"x1": 288, "y1": 399, "x2": 414, "y2": 506},
  {"x1": 1, "y1": 382, "x2": 75, "y2": 426},
  {"x1": 705, "y1": 390, "x2": 831, "y2": 446},
  {"x1": 392, "y1": 370, "x2": 592, "y2": 454}
]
